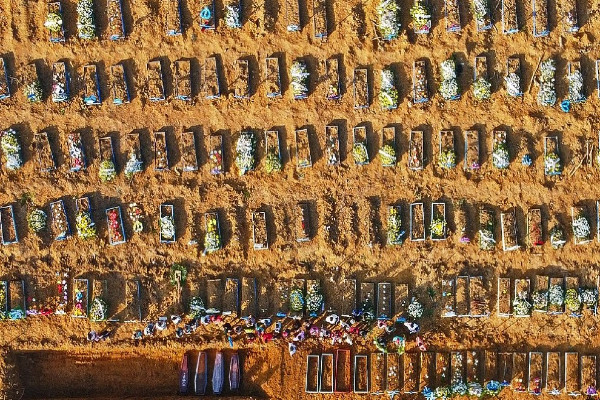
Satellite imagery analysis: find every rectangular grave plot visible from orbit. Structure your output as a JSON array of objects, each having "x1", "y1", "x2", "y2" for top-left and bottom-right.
[
  {"x1": 532, "y1": 0, "x2": 549, "y2": 37},
  {"x1": 325, "y1": 125, "x2": 340, "y2": 165},
  {"x1": 527, "y1": 208, "x2": 543, "y2": 247},
  {"x1": 240, "y1": 277, "x2": 256, "y2": 317},
  {"x1": 445, "y1": 0, "x2": 461, "y2": 32},
  {"x1": 419, "y1": 352, "x2": 435, "y2": 392},
  {"x1": 371, "y1": 353, "x2": 386, "y2": 394},
  {"x1": 51, "y1": 61, "x2": 69, "y2": 102},
  {"x1": 544, "y1": 136, "x2": 561, "y2": 176},
  {"x1": 0, "y1": 58, "x2": 9, "y2": 100},
  {"x1": 82, "y1": 64, "x2": 101, "y2": 105},
  {"x1": 572, "y1": 206, "x2": 591, "y2": 245},
  {"x1": 207, "y1": 134, "x2": 224, "y2": 174},
  {"x1": 360, "y1": 282, "x2": 375, "y2": 319},
  {"x1": 484, "y1": 351, "x2": 498, "y2": 384},
  {"x1": 48, "y1": 2, "x2": 66, "y2": 42},
  {"x1": 92, "y1": 279, "x2": 115, "y2": 321},
  {"x1": 178, "y1": 131, "x2": 197, "y2": 171},
  {"x1": 199, "y1": 0, "x2": 215, "y2": 29},
  {"x1": 408, "y1": 131, "x2": 424, "y2": 170},
  {"x1": 203, "y1": 57, "x2": 220, "y2": 99},
  {"x1": 124, "y1": 279, "x2": 141, "y2": 322},
  {"x1": 174, "y1": 60, "x2": 191, "y2": 100},
  {"x1": 274, "y1": 280, "x2": 290, "y2": 317},
  {"x1": 110, "y1": 64, "x2": 130, "y2": 105},
  {"x1": 479, "y1": 208, "x2": 495, "y2": 251},
  {"x1": 413, "y1": 61, "x2": 429, "y2": 103},
  {"x1": 381, "y1": 126, "x2": 396, "y2": 167},
  {"x1": 325, "y1": 57, "x2": 341, "y2": 100},
  {"x1": 514, "y1": 278, "x2": 531, "y2": 317},
  {"x1": 296, "y1": 202, "x2": 311, "y2": 242},
  {"x1": 99, "y1": 136, "x2": 115, "y2": 166},
  {"x1": 386, "y1": 353, "x2": 400, "y2": 392},
  {"x1": 335, "y1": 349, "x2": 351, "y2": 393},
  {"x1": 265, "y1": 57, "x2": 282, "y2": 98},
  {"x1": 312, "y1": 0, "x2": 327, "y2": 39},
  {"x1": 341, "y1": 279, "x2": 356, "y2": 317},
  {"x1": 295, "y1": 129, "x2": 312, "y2": 168},
  {"x1": 257, "y1": 280, "x2": 271, "y2": 318},
  {"x1": 464, "y1": 130, "x2": 480, "y2": 171},
  {"x1": 469, "y1": 276, "x2": 489, "y2": 317},
  {"x1": 435, "y1": 352, "x2": 451, "y2": 388},
  {"x1": 66, "y1": 132, "x2": 86, "y2": 171},
  {"x1": 566, "y1": 276, "x2": 582, "y2": 316},
  {"x1": 546, "y1": 352, "x2": 562, "y2": 394},
  {"x1": 233, "y1": 59, "x2": 249, "y2": 99},
  {"x1": 528, "y1": 352, "x2": 544, "y2": 394},
  {"x1": 147, "y1": 61, "x2": 165, "y2": 101},
  {"x1": 441, "y1": 278, "x2": 456, "y2": 317},
  {"x1": 0, "y1": 281, "x2": 7, "y2": 316},
  {"x1": 455, "y1": 276, "x2": 469, "y2": 316},
  {"x1": 562, "y1": 0, "x2": 579, "y2": 32},
  {"x1": 548, "y1": 277, "x2": 565, "y2": 314},
  {"x1": 50, "y1": 200, "x2": 70, "y2": 241},
  {"x1": 34, "y1": 132, "x2": 56, "y2": 172},
  {"x1": 474, "y1": 56, "x2": 488, "y2": 81},
  {"x1": 498, "y1": 352, "x2": 513, "y2": 386},
  {"x1": 164, "y1": 0, "x2": 182, "y2": 35},
  {"x1": 72, "y1": 278, "x2": 89, "y2": 318},
  {"x1": 285, "y1": 0, "x2": 301, "y2": 31},
  {"x1": 403, "y1": 353, "x2": 419, "y2": 394},
  {"x1": 566, "y1": 352, "x2": 580, "y2": 395},
  {"x1": 320, "y1": 353, "x2": 334, "y2": 393},
  {"x1": 223, "y1": 278, "x2": 239, "y2": 316},
  {"x1": 305, "y1": 355, "x2": 319, "y2": 393},
  {"x1": 394, "y1": 283, "x2": 409, "y2": 318},
  {"x1": 439, "y1": 130, "x2": 454, "y2": 166},
  {"x1": 580, "y1": 355, "x2": 596, "y2": 395},
  {"x1": 154, "y1": 131, "x2": 168, "y2": 171},
  {"x1": 497, "y1": 277, "x2": 511, "y2": 316},
  {"x1": 353, "y1": 68, "x2": 369, "y2": 109},
  {"x1": 354, "y1": 354, "x2": 369, "y2": 393},
  {"x1": 512, "y1": 352, "x2": 528, "y2": 391},
  {"x1": 252, "y1": 211, "x2": 268, "y2": 250},
  {"x1": 533, "y1": 275, "x2": 549, "y2": 313},
  {"x1": 106, "y1": 206, "x2": 126, "y2": 245},
  {"x1": 501, "y1": 210, "x2": 519, "y2": 251},
  {"x1": 377, "y1": 282, "x2": 392, "y2": 320},
  {"x1": 8, "y1": 280, "x2": 25, "y2": 317},
  {"x1": 107, "y1": 0, "x2": 126, "y2": 39},
  {"x1": 206, "y1": 279, "x2": 222, "y2": 313},
  {"x1": 0, "y1": 205, "x2": 18, "y2": 245},
  {"x1": 410, "y1": 202, "x2": 425, "y2": 241},
  {"x1": 466, "y1": 351, "x2": 482, "y2": 383},
  {"x1": 502, "y1": 0, "x2": 518, "y2": 33},
  {"x1": 451, "y1": 351, "x2": 466, "y2": 385},
  {"x1": 507, "y1": 57, "x2": 523, "y2": 96}
]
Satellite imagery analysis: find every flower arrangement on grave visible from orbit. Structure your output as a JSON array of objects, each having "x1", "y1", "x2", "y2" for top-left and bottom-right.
[
  {"x1": 549, "y1": 225, "x2": 566, "y2": 249},
  {"x1": 265, "y1": 149, "x2": 282, "y2": 173},
  {"x1": 188, "y1": 296, "x2": 205, "y2": 318},
  {"x1": 76, "y1": 0, "x2": 96, "y2": 39},
  {"x1": 224, "y1": 4, "x2": 242, "y2": 28},
  {"x1": 352, "y1": 142, "x2": 369, "y2": 164},
  {"x1": 204, "y1": 215, "x2": 221, "y2": 253},
  {"x1": 532, "y1": 290, "x2": 548, "y2": 311},
  {"x1": 235, "y1": 132, "x2": 256, "y2": 175},
  {"x1": 107, "y1": 208, "x2": 124, "y2": 243},
  {"x1": 0, "y1": 129, "x2": 23, "y2": 170},
  {"x1": 505, "y1": 71, "x2": 521, "y2": 98},
  {"x1": 472, "y1": 0, "x2": 491, "y2": 28},
  {"x1": 387, "y1": 207, "x2": 404, "y2": 245},
  {"x1": 544, "y1": 150, "x2": 561, "y2": 175},
  {"x1": 567, "y1": 69, "x2": 585, "y2": 103},
  {"x1": 492, "y1": 139, "x2": 510, "y2": 169},
  {"x1": 537, "y1": 59, "x2": 556, "y2": 106},
  {"x1": 89, "y1": 297, "x2": 107, "y2": 321},
  {"x1": 76, "y1": 209, "x2": 97, "y2": 239},
  {"x1": 572, "y1": 212, "x2": 591, "y2": 242},
  {"x1": 128, "y1": 203, "x2": 144, "y2": 233},
  {"x1": 430, "y1": 217, "x2": 446, "y2": 238},
  {"x1": 99, "y1": 160, "x2": 117, "y2": 182},
  {"x1": 290, "y1": 61, "x2": 309, "y2": 99},
  {"x1": 379, "y1": 144, "x2": 396, "y2": 165},
  {"x1": 44, "y1": 11, "x2": 63, "y2": 32},
  {"x1": 479, "y1": 219, "x2": 495, "y2": 250},
  {"x1": 124, "y1": 150, "x2": 143, "y2": 179},
  {"x1": 548, "y1": 284, "x2": 564, "y2": 310},
  {"x1": 410, "y1": 0, "x2": 431, "y2": 33},
  {"x1": 379, "y1": 69, "x2": 398, "y2": 109},
  {"x1": 565, "y1": 288, "x2": 582, "y2": 313},
  {"x1": 376, "y1": 0, "x2": 401, "y2": 39},
  {"x1": 439, "y1": 59, "x2": 459, "y2": 101},
  {"x1": 407, "y1": 297, "x2": 423, "y2": 319},
  {"x1": 289, "y1": 288, "x2": 304, "y2": 312},
  {"x1": 438, "y1": 148, "x2": 456, "y2": 169},
  {"x1": 513, "y1": 296, "x2": 531, "y2": 316},
  {"x1": 24, "y1": 79, "x2": 43, "y2": 103},
  {"x1": 169, "y1": 264, "x2": 187, "y2": 286},
  {"x1": 160, "y1": 214, "x2": 175, "y2": 241},
  {"x1": 473, "y1": 77, "x2": 491, "y2": 100},
  {"x1": 306, "y1": 283, "x2": 324, "y2": 315}
]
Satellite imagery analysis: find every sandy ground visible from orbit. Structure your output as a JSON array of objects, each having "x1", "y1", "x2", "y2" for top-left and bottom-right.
[{"x1": 1, "y1": 0, "x2": 600, "y2": 397}]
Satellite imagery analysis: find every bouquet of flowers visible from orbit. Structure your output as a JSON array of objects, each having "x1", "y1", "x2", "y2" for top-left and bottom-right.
[
  {"x1": 544, "y1": 151, "x2": 561, "y2": 175},
  {"x1": 290, "y1": 61, "x2": 309, "y2": 100},
  {"x1": 565, "y1": 288, "x2": 582, "y2": 313},
  {"x1": 407, "y1": 297, "x2": 423, "y2": 319},
  {"x1": 265, "y1": 149, "x2": 282, "y2": 173},
  {"x1": 472, "y1": 77, "x2": 491, "y2": 100},
  {"x1": 479, "y1": 220, "x2": 495, "y2": 250},
  {"x1": 549, "y1": 225, "x2": 566, "y2": 249},
  {"x1": 352, "y1": 142, "x2": 369, "y2": 164},
  {"x1": 379, "y1": 69, "x2": 398, "y2": 109},
  {"x1": 572, "y1": 212, "x2": 591, "y2": 242},
  {"x1": 410, "y1": 0, "x2": 431, "y2": 33},
  {"x1": 45, "y1": 11, "x2": 63, "y2": 32},
  {"x1": 492, "y1": 139, "x2": 510, "y2": 169},
  {"x1": 289, "y1": 288, "x2": 304, "y2": 312},
  {"x1": 581, "y1": 288, "x2": 598, "y2": 310},
  {"x1": 505, "y1": 72, "x2": 521, "y2": 98},
  {"x1": 379, "y1": 144, "x2": 396, "y2": 166},
  {"x1": 235, "y1": 132, "x2": 256, "y2": 175},
  {"x1": 89, "y1": 297, "x2": 107, "y2": 321},
  {"x1": 451, "y1": 382, "x2": 468, "y2": 396},
  {"x1": 430, "y1": 218, "x2": 446, "y2": 238},
  {"x1": 438, "y1": 149, "x2": 456, "y2": 169},
  {"x1": 532, "y1": 290, "x2": 548, "y2": 311},
  {"x1": 76, "y1": 209, "x2": 97, "y2": 239},
  {"x1": 521, "y1": 154, "x2": 532, "y2": 166},
  {"x1": 567, "y1": 69, "x2": 585, "y2": 103},
  {"x1": 169, "y1": 264, "x2": 187, "y2": 286},
  {"x1": 188, "y1": 296, "x2": 205, "y2": 318},
  {"x1": 376, "y1": 0, "x2": 400, "y2": 39},
  {"x1": 484, "y1": 381, "x2": 502, "y2": 396},
  {"x1": 387, "y1": 207, "x2": 404, "y2": 245},
  {"x1": 468, "y1": 383, "x2": 483, "y2": 397},
  {"x1": 439, "y1": 59, "x2": 459, "y2": 101},
  {"x1": 306, "y1": 283, "x2": 324, "y2": 315},
  {"x1": 224, "y1": 4, "x2": 242, "y2": 28},
  {"x1": 72, "y1": 289, "x2": 87, "y2": 317},
  {"x1": 537, "y1": 59, "x2": 556, "y2": 106},
  {"x1": 24, "y1": 79, "x2": 43, "y2": 103},
  {"x1": 434, "y1": 386, "x2": 451, "y2": 400},
  {"x1": 124, "y1": 150, "x2": 143, "y2": 179},
  {"x1": 76, "y1": 0, "x2": 96, "y2": 39},
  {"x1": 0, "y1": 129, "x2": 23, "y2": 170},
  {"x1": 107, "y1": 208, "x2": 124, "y2": 243},
  {"x1": 160, "y1": 214, "x2": 175, "y2": 241},
  {"x1": 359, "y1": 299, "x2": 375, "y2": 321},
  {"x1": 209, "y1": 147, "x2": 223, "y2": 174},
  {"x1": 472, "y1": 0, "x2": 491, "y2": 29},
  {"x1": 204, "y1": 214, "x2": 221, "y2": 253},
  {"x1": 99, "y1": 160, "x2": 117, "y2": 182},
  {"x1": 513, "y1": 296, "x2": 531, "y2": 316},
  {"x1": 67, "y1": 133, "x2": 85, "y2": 171},
  {"x1": 128, "y1": 203, "x2": 144, "y2": 233},
  {"x1": 548, "y1": 284, "x2": 564, "y2": 309}
]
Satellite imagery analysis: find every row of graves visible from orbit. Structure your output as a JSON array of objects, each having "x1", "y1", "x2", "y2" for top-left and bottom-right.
[
  {"x1": 5, "y1": 125, "x2": 600, "y2": 179},
  {"x1": 7, "y1": 54, "x2": 596, "y2": 107},
  {"x1": 1, "y1": 273, "x2": 597, "y2": 321},
  {"x1": 305, "y1": 350, "x2": 599, "y2": 396},
  {"x1": 43, "y1": 0, "x2": 330, "y2": 41},
  {"x1": 41, "y1": 0, "x2": 582, "y2": 43}
]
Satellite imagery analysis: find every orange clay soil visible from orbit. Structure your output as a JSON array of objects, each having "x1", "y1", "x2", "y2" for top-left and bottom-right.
[{"x1": 1, "y1": 0, "x2": 600, "y2": 398}]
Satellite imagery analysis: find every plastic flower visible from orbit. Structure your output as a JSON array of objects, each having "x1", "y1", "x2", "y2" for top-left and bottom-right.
[
  {"x1": 548, "y1": 284, "x2": 564, "y2": 307},
  {"x1": 407, "y1": 297, "x2": 423, "y2": 319},
  {"x1": 430, "y1": 218, "x2": 446, "y2": 238},
  {"x1": 567, "y1": 69, "x2": 585, "y2": 103},
  {"x1": 379, "y1": 69, "x2": 398, "y2": 109},
  {"x1": 484, "y1": 381, "x2": 502, "y2": 396},
  {"x1": 235, "y1": 132, "x2": 256, "y2": 175},
  {"x1": 549, "y1": 226, "x2": 566, "y2": 249},
  {"x1": 24, "y1": 80, "x2": 43, "y2": 103},
  {"x1": 472, "y1": 0, "x2": 491, "y2": 27},
  {"x1": 89, "y1": 297, "x2": 107, "y2": 321},
  {"x1": 45, "y1": 12, "x2": 63, "y2": 32},
  {"x1": 204, "y1": 215, "x2": 221, "y2": 253},
  {"x1": 565, "y1": 288, "x2": 582, "y2": 313},
  {"x1": 99, "y1": 160, "x2": 117, "y2": 182},
  {"x1": 76, "y1": 210, "x2": 97, "y2": 239},
  {"x1": 0, "y1": 129, "x2": 23, "y2": 170},
  {"x1": 224, "y1": 4, "x2": 241, "y2": 28},
  {"x1": 492, "y1": 141, "x2": 510, "y2": 169},
  {"x1": 537, "y1": 59, "x2": 556, "y2": 106},
  {"x1": 27, "y1": 209, "x2": 47, "y2": 233},
  {"x1": 473, "y1": 77, "x2": 491, "y2": 100},
  {"x1": 438, "y1": 149, "x2": 456, "y2": 169},
  {"x1": 124, "y1": 151, "x2": 143, "y2": 179},
  {"x1": 505, "y1": 72, "x2": 521, "y2": 97},
  {"x1": 160, "y1": 215, "x2": 175, "y2": 240},
  {"x1": 387, "y1": 207, "x2": 404, "y2": 245},
  {"x1": 376, "y1": 0, "x2": 400, "y2": 39},
  {"x1": 379, "y1": 144, "x2": 396, "y2": 166},
  {"x1": 544, "y1": 152, "x2": 561, "y2": 175},
  {"x1": 289, "y1": 288, "x2": 304, "y2": 312},
  {"x1": 76, "y1": 0, "x2": 96, "y2": 39},
  {"x1": 521, "y1": 154, "x2": 533, "y2": 166},
  {"x1": 513, "y1": 296, "x2": 531, "y2": 316},
  {"x1": 581, "y1": 288, "x2": 598, "y2": 308},
  {"x1": 572, "y1": 214, "x2": 591, "y2": 241},
  {"x1": 265, "y1": 149, "x2": 282, "y2": 173},
  {"x1": 290, "y1": 61, "x2": 309, "y2": 100},
  {"x1": 439, "y1": 59, "x2": 460, "y2": 100},
  {"x1": 532, "y1": 290, "x2": 548, "y2": 311},
  {"x1": 479, "y1": 221, "x2": 495, "y2": 250},
  {"x1": 352, "y1": 142, "x2": 369, "y2": 164},
  {"x1": 410, "y1": 1, "x2": 431, "y2": 33},
  {"x1": 188, "y1": 296, "x2": 205, "y2": 318}
]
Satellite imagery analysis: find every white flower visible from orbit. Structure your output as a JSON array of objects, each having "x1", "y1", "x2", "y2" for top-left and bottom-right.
[
  {"x1": 224, "y1": 5, "x2": 241, "y2": 28},
  {"x1": 567, "y1": 70, "x2": 585, "y2": 102},
  {"x1": 505, "y1": 72, "x2": 521, "y2": 97},
  {"x1": 573, "y1": 215, "x2": 591, "y2": 240},
  {"x1": 407, "y1": 297, "x2": 423, "y2": 319},
  {"x1": 537, "y1": 59, "x2": 556, "y2": 106},
  {"x1": 548, "y1": 284, "x2": 564, "y2": 306}
]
